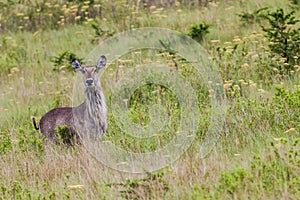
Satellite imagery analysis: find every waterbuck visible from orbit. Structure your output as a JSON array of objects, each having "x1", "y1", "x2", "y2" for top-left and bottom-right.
[{"x1": 32, "y1": 56, "x2": 107, "y2": 144}]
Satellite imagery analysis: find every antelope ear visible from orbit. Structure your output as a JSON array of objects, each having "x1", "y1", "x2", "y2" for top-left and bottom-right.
[
  {"x1": 96, "y1": 55, "x2": 106, "y2": 72},
  {"x1": 72, "y1": 59, "x2": 84, "y2": 73}
]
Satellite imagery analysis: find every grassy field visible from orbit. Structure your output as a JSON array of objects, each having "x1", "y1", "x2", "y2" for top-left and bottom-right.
[{"x1": 0, "y1": 0, "x2": 300, "y2": 199}]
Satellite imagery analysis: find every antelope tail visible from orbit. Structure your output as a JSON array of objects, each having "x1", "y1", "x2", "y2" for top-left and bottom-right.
[{"x1": 31, "y1": 116, "x2": 39, "y2": 130}]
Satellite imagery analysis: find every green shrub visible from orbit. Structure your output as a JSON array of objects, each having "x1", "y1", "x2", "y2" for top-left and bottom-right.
[
  {"x1": 187, "y1": 22, "x2": 210, "y2": 43},
  {"x1": 1, "y1": 180, "x2": 56, "y2": 200},
  {"x1": 54, "y1": 125, "x2": 75, "y2": 145},
  {"x1": 261, "y1": 8, "x2": 300, "y2": 74},
  {"x1": 217, "y1": 167, "x2": 247, "y2": 196},
  {"x1": 17, "y1": 128, "x2": 44, "y2": 154},
  {"x1": 50, "y1": 50, "x2": 84, "y2": 72},
  {"x1": 0, "y1": 131, "x2": 12, "y2": 155},
  {"x1": 273, "y1": 87, "x2": 300, "y2": 128}
]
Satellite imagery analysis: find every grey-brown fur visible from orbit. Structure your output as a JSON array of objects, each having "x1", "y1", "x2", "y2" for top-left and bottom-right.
[{"x1": 32, "y1": 56, "x2": 107, "y2": 144}]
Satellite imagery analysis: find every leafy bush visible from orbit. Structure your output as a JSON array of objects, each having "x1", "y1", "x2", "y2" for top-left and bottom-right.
[
  {"x1": 1, "y1": 180, "x2": 56, "y2": 200},
  {"x1": 273, "y1": 87, "x2": 300, "y2": 128},
  {"x1": 217, "y1": 167, "x2": 247, "y2": 196},
  {"x1": 0, "y1": 131, "x2": 12, "y2": 155},
  {"x1": 17, "y1": 128, "x2": 44, "y2": 154},
  {"x1": 261, "y1": 8, "x2": 300, "y2": 73},
  {"x1": 54, "y1": 125, "x2": 77, "y2": 145},
  {"x1": 187, "y1": 22, "x2": 210, "y2": 43},
  {"x1": 50, "y1": 50, "x2": 84, "y2": 72}
]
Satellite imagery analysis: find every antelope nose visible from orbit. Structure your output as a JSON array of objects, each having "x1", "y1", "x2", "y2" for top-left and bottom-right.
[{"x1": 86, "y1": 78, "x2": 94, "y2": 85}]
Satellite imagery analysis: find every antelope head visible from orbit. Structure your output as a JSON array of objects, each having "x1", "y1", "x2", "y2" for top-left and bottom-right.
[{"x1": 72, "y1": 56, "x2": 107, "y2": 88}]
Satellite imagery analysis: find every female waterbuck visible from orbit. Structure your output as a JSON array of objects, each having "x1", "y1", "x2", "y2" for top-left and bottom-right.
[{"x1": 32, "y1": 56, "x2": 107, "y2": 144}]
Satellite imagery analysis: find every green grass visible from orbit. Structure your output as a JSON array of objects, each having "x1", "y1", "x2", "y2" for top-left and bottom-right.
[{"x1": 0, "y1": 0, "x2": 300, "y2": 199}]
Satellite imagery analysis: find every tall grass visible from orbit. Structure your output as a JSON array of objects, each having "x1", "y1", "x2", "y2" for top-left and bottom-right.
[{"x1": 0, "y1": 0, "x2": 299, "y2": 199}]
